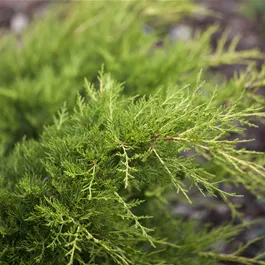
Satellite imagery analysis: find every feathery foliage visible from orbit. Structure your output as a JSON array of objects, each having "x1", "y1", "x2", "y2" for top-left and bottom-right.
[
  {"x1": 1, "y1": 1, "x2": 265, "y2": 264},
  {"x1": 1, "y1": 73, "x2": 265, "y2": 264},
  {"x1": 0, "y1": 1, "x2": 264, "y2": 155}
]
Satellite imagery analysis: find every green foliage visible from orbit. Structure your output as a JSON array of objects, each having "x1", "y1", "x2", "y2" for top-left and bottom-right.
[
  {"x1": 1, "y1": 1, "x2": 265, "y2": 264},
  {"x1": 1, "y1": 73, "x2": 265, "y2": 264},
  {"x1": 0, "y1": 1, "x2": 263, "y2": 155}
]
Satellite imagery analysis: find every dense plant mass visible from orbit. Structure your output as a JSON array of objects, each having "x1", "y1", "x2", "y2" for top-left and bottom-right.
[
  {"x1": 1, "y1": 1, "x2": 265, "y2": 265},
  {"x1": 1, "y1": 73, "x2": 265, "y2": 265},
  {"x1": 0, "y1": 0, "x2": 263, "y2": 155}
]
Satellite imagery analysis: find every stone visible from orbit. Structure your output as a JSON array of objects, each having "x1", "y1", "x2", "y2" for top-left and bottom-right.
[{"x1": 10, "y1": 12, "x2": 29, "y2": 34}]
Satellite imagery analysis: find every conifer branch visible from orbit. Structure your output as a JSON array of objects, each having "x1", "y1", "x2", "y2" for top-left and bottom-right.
[
  {"x1": 151, "y1": 134, "x2": 265, "y2": 192},
  {"x1": 81, "y1": 160, "x2": 97, "y2": 200},
  {"x1": 150, "y1": 145, "x2": 191, "y2": 203},
  {"x1": 66, "y1": 225, "x2": 81, "y2": 265},
  {"x1": 231, "y1": 236, "x2": 265, "y2": 256},
  {"x1": 114, "y1": 192, "x2": 155, "y2": 247},
  {"x1": 83, "y1": 226, "x2": 131, "y2": 265},
  {"x1": 200, "y1": 251, "x2": 265, "y2": 265},
  {"x1": 119, "y1": 144, "x2": 136, "y2": 189},
  {"x1": 53, "y1": 102, "x2": 69, "y2": 131}
]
